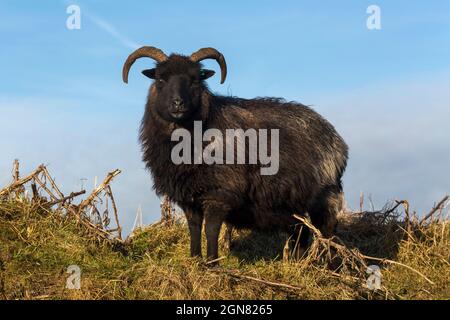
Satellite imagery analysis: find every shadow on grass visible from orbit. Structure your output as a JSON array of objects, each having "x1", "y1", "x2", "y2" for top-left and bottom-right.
[
  {"x1": 229, "y1": 210, "x2": 405, "y2": 263},
  {"x1": 229, "y1": 229, "x2": 287, "y2": 262},
  {"x1": 335, "y1": 211, "x2": 405, "y2": 260}
]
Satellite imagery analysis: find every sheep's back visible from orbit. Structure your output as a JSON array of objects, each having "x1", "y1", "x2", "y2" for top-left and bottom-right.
[{"x1": 208, "y1": 97, "x2": 348, "y2": 211}]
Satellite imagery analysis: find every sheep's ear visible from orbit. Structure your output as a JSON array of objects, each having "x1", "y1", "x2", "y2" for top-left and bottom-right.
[
  {"x1": 142, "y1": 69, "x2": 156, "y2": 79},
  {"x1": 200, "y1": 69, "x2": 215, "y2": 80}
]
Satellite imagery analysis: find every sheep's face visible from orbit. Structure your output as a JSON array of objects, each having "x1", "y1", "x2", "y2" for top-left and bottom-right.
[
  {"x1": 142, "y1": 56, "x2": 215, "y2": 123},
  {"x1": 123, "y1": 47, "x2": 226, "y2": 122}
]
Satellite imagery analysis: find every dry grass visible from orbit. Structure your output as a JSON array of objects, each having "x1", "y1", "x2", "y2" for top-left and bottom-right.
[{"x1": 0, "y1": 197, "x2": 448, "y2": 300}]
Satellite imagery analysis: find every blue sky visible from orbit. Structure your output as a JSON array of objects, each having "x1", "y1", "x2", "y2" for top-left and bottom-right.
[{"x1": 1, "y1": 1, "x2": 449, "y2": 235}]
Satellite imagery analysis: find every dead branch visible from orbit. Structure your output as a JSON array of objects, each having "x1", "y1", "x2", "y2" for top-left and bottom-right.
[
  {"x1": 395, "y1": 200, "x2": 413, "y2": 239},
  {"x1": 67, "y1": 205, "x2": 118, "y2": 242},
  {"x1": 78, "y1": 169, "x2": 121, "y2": 211},
  {"x1": 106, "y1": 185, "x2": 122, "y2": 240},
  {"x1": 420, "y1": 195, "x2": 449, "y2": 226},
  {"x1": 46, "y1": 190, "x2": 86, "y2": 207},
  {"x1": 293, "y1": 214, "x2": 434, "y2": 285},
  {"x1": 12, "y1": 159, "x2": 20, "y2": 182},
  {"x1": 205, "y1": 256, "x2": 227, "y2": 265},
  {"x1": 31, "y1": 182, "x2": 39, "y2": 201},
  {"x1": 0, "y1": 165, "x2": 45, "y2": 197},
  {"x1": 380, "y1": 200, "x2": 406, "y2": 223},
  {"x1": 33, "y1": 174, "x2": 59, "y2": 201},
  {"x1": 42, "y1": 166, "x2": 64, "y2": 199},
  {"x1": 210, "y1": 268, "x2": 305, "y2": 292},
  {"x1": 1, "y1": 162, "x2": 124, "y2": 244},
  {"x1": 359, "y1": 255, "x2": 434, "y2": 285},
  {"x1": 0, "y1": 164, "x2": 122, "y2": 241}
]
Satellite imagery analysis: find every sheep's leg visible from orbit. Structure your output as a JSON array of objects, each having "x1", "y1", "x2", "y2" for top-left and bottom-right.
[
  {"x1": 204, "y1": 213, "x2": 226, "y2": 262},
  {"x1": 309, "y1": 185, "x2": 343, "y2": 237},
  {"x1": 203, "y1": 191, "x2": 237, "y2": 263},
  {"x1": 220, "y1": 223, "x2": 233, "y2": 252},
  {"x1": 203, "y1": 198, "x2": 230, "y2": 262},
  {"x1": 224, "y1": 223, "x2": 233, "y2": 250},
  {"x1": 185, "y1": 209, "x2": 203, "y2": 257}
]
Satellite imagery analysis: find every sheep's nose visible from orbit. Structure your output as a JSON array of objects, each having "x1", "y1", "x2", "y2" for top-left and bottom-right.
[{"x1": 172, "y1": 97, "x2": 184, "y2": 110}]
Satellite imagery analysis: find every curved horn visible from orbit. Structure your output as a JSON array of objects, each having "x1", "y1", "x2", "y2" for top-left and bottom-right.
[
  {"x1": 190, "y1": 47, "x2": 227, "y2": 84},
  {"x1": 122, "y1": 46, "x2": 168, "y2": 83}
]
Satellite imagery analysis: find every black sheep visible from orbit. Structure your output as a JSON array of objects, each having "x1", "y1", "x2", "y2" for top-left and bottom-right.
[{"x1": 122, "y1": 46, "x2": 348, "y2": 261}]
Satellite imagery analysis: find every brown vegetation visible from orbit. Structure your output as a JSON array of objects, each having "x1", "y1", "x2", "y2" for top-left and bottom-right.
[{"x1": 0, "y1": 161, "x2": 448, "y2": 300}]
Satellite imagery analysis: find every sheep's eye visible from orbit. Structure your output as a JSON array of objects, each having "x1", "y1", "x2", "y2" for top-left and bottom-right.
[{"x1": 157, "y1": 79, "x2": 165, "y2": 84}]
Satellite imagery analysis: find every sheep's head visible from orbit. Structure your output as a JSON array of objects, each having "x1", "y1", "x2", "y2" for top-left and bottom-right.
[{"x1": 122, "y1": 46, "x2": 227, "y2": 123}]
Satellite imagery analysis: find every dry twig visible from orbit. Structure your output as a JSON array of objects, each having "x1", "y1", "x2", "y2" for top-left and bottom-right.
[
  {"x1": 209, "y1": 268, "x2": 304, "y2": 292},
  {"x1": 0, "y1": 161, "x2": 123, "y2": 243},
  {"x1": 420, "y1": 195, "x2": 449, "y2": 226},
  {"x1": 293, "y1": 214, "x2": 435, "y2": 285}
]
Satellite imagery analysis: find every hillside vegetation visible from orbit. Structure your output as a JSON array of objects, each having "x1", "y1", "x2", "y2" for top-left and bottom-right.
[{"x1": 0, "y1": 197, "x2": 448, "y2": 300}]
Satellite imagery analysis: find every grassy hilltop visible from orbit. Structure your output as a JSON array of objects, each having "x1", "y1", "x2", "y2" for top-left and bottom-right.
[{"x1": 0, "y1": 197, "x2": 448, "y2": 300}]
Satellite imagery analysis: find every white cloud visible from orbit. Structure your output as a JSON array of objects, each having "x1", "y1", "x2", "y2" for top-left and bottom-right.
[
  {"x1": 0, "y1": 96, "x2": 158, "y2": 236},
  {"x1": 313, "y1": 76, "x2": 450, "y2": 214}
]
